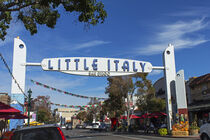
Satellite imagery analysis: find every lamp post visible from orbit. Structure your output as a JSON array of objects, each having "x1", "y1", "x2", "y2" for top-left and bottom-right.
[{"x1": 27, "y1": 89, "x2": 32, "y2": 126}]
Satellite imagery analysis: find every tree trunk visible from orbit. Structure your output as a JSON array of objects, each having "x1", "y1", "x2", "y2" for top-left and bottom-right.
[{"x1": 127, "y1": 93, "x2": 130, "y2": 131}]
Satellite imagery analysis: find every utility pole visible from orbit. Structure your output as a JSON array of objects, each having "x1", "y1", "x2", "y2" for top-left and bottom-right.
[{"x1": 27, "y1": 89, "x2": 32, "y2": 126}]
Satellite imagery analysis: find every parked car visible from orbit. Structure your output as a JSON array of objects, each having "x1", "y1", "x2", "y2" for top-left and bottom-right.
[
  {"x1": 76, "y1": 124, "x2": 83, "y2": 129},
  {"x1": 85, "y1": 123, "x2": 93, "y2": 129},
  {"x1": 99, "y1": 123, "x2": 111, "y2": 132},
  {"x1": 200, "y1": 121, "x2": 210, "y2": 140},
  {"x1": 66, "y1": 123, "x2": 72, "y2": 130},
  {"x1": 99, "y1": 123, "x2": 111, "y2": 131},
  {"x1": 82, "y1": 123, "x2": 87, "y2": 129},
  {"x1": 1, "y1": 124, "x2": 66, "y2": 140},
  {"x1": 92, "y1": 123, "x2": 100, "y2": 130},
  {"x1": 61, "y1": 125, "x2": 66, "y2": 129}
]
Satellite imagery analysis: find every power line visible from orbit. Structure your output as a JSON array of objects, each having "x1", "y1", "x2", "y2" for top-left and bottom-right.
[{"x1": 0, "y1": 53, "x2": 28, "y2": 98}]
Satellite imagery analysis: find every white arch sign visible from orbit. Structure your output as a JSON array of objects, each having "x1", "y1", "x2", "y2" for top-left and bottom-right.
[{"x1": 10, "y1": 38, "x2": 187, "y2": 131}]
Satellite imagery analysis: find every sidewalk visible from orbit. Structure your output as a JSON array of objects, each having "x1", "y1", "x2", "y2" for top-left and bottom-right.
[{"x1": 113, "y1": 130, "x2": 200, "y2": 139}]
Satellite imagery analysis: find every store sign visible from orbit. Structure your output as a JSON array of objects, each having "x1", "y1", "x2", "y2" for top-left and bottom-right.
[{"x1": 41, "y1": 57, "x2": 153, "y2": 76}]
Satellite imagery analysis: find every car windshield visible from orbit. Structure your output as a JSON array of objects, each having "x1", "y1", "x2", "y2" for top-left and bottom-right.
[{"x1": 12, "y1": 127, "x2": 62, "y2": 140}]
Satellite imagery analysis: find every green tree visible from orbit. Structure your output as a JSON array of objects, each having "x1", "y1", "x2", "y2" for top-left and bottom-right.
[
  {"x1": 135, "y1": 74, "x2": 166, "y2": 113},
  {"x1": 31, "y1": 95, "x2": 53, "y2": 123},
  {"x1": 37, "y1": 107, "x2": 51, "y2": 123},
  {"x1": 85, "y1": 98, "x2": 101, "y2": 123},
  {"x1": 76, "y1": 111, "x2": 87, "y2": 121},
  {"x1": 0, "y1": 0, "x2": 107, "y2": 40},
  {"x1": 103, "y1": 76, "x2": 132, "y2": 118},
  {"x1": 137, "y1": 94, "x2": 166, "y2": 113},
  {"x1": 31, "y1": 95, "x2": 51, "y2": 112}
]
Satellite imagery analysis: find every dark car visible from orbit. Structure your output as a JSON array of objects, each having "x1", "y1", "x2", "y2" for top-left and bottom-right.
[
  {"x1": 99, "y1": 123, "x2": 111, "y2": 132},
  {"x1": 66, "y1": 123, "x2": 72, "y2": 130},
  {"x1": 2, "y1": 124, "x2": 66, "y2": 140}
]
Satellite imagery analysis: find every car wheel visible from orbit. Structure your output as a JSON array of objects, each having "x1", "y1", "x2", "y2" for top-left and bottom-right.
[{"x1": 201, "y1": 134, "x2": 210, "y2": 140}]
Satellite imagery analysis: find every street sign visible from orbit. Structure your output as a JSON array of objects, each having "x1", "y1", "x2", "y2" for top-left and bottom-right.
[{"x1": 41, "y1": 57, "x2": 153, "y2": 76}]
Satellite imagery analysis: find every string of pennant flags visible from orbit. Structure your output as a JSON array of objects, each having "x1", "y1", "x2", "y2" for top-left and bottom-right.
[
  {"x1": 50, "y1": 102, "x2": 101, "y2": 109},
  {"x1": 31, "y1": 80, "x2": 107, "y2": 100},
  {"x1": 57, "y1": 110, "x2": 81, "y2": 113}
]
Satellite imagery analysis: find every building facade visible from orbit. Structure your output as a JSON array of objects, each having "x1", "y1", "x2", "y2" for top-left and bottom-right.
[
  {"x1": 153, "y1": 73, "x2": 210, "y2": 126},
  {"x1": 187, "y1": 74, "x2": 210, "y2": 126},
  {"x1": 153, "y1": 77, "x2": 166, "y2": 99},
  {"x1": 56, "y1": 108, "x2": 79, "y2": 123},
  {"x1": 0, "y1": 93, "x2": 10, "y2": 105}
]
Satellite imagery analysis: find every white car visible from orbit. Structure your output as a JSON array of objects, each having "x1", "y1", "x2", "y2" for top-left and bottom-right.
[
  {"x1": 92, "y1": 123, "x2": 100, "y2": 130},
  {"x1": 200, "y1": 121, "x2": 210, "y2": 140},
  {"x1": 61, "y1": 125, "x2": 66, "y2": 129},
  {"x1": 85, "y1": 124, "x2": 93, "y2": 129}
]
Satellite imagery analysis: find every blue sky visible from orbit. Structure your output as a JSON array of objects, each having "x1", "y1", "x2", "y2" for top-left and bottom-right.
[{"x1": 0, "y1": 0, "x2": 210, "y2": 107}]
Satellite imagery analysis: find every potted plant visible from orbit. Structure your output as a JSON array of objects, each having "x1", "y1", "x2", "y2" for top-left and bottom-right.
[
  {"x1": 117, "y1": 125, "x2": 123, "y2": 132},
  {"x1": 189, "y1": 121, "x2": 199, "y2": 135},
  {"x1": 158, "y1": 128, "x2": 168, "y2": 136}
]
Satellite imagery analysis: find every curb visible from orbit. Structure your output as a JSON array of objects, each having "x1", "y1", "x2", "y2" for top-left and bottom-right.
[{"x1": 113, "y1": 132, "x2": 200, "y2": 138}]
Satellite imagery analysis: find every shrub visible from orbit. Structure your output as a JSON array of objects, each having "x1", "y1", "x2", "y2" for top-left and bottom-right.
[
  {"x1": 158, "y1": 128, "x2": 168, "y2": 136},
  {"x1": 190, "y1": 121, "x2": 199, "y2": 130}
]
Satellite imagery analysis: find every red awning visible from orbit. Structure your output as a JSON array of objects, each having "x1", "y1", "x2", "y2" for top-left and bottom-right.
[
  {"x1": 0, "y1": 113, "x2": 28, "y2": 119},
  {"x1": 120, "y1": 115, "x2": 141, "y2": 119},
  {"x1": 0, "y1": 102, "x2": 21, "y2": 115},
  {"x1": 120, "y1": 116, "x2": 127, "y2": 119},
  {"x1": 141, "y1": 113, "x2": 151, "y2": 118},
  {"x1": 130, "y1": 114, "x2": 141, "y2": 119},
  {"x1": 149, "y1": 112, "x2": 167, "y2": 118}
]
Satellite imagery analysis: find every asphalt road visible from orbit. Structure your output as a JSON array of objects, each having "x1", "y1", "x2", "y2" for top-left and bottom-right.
[{"x1": 62, "y1": 128, "x2": 200, "y2": 140}]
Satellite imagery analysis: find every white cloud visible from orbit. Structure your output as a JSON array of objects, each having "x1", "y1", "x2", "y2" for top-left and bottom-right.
[
  {"x1": 81, "y1": 86, "x2": 105, "y2": 92},
  {"x1": 68, "y1": 40, "x2": 111, "y2": 51},
  {"x1": 138, "y1": 18, "x2": 209, "y2": 55},
  {"x1": 149, "y1": 70, "x2": 162, "y2": 76},
  {"x1": 169, "y1": 7, "x2": 210, "y2": 17}
]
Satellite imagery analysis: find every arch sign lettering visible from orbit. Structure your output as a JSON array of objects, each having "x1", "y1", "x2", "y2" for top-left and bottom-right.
[{"x1": 41, "y1": 57, "x2": 153, "y2": 76}]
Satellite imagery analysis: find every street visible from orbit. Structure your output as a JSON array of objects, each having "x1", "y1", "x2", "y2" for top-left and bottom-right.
[{"x1": 62, "y1": 129, "x2": 200, "y2": 140}]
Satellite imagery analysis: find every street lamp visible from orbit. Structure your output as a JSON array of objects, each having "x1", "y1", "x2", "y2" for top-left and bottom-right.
[{"x1": 27, "y1": 88, "x2": 32, "y2": 126}]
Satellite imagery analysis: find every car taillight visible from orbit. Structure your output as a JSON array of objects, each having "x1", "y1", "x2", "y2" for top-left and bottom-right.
[
  {"x1": 9, "y1": 133, "x2": 14, "y2": 140},
  {"x1": 57, "y1": 127, "x2": 66, "y2": 140}
]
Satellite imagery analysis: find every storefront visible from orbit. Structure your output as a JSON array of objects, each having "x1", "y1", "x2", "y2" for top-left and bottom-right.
[{"x1": 188, "y1": 101, "x2": 210, "y2": 126}]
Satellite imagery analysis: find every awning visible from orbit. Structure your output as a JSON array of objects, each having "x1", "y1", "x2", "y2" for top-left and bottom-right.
[
  {"x1": 149, "y1": 112, "x2": 167, "y2": 118},
  {"x1": 188, "y1": 104, "x2": 210, "y2": 111},
  {"x1": 130, "y1": 114, "x2": 141, "y2": 119},
  {"x1": 0, "y1": 102, "x2": 26, "y2": 119},
  {"x1": 141, "y1": 113, "x2": 151, "y2": 118},
  {"x1": 120, "y1": 114, "x2": 141, "y2": 119},
  {"x1": 0, "y1": 113, "x2": 28, "y2": 119},
  {"x1": 120, "y1": 116, "x2": 127, "y2": 119},
  {"x1": 0, "y1": 102, "x2": 21, "y2": 115}
]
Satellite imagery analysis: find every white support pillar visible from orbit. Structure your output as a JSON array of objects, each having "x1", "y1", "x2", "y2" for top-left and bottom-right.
[
  {"x1": 176, "y1": 70, "x2": 188, "y2": 117},
  {"x1": 10, "y1": 38, "x2": 26, "y2": 130},
  {"x1": 163, "y1": 44, "x2": 176, "y2": 131},
  {"x1": 11, "y1": 38, "x2": 26, "y2": 95}
]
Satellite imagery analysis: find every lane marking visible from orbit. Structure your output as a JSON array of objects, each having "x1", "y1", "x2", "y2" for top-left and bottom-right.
[{"x1": 113, "y1": 135, "x2": 149, "y2": 140}]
